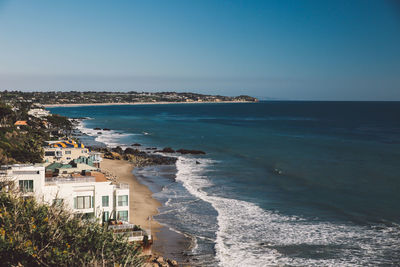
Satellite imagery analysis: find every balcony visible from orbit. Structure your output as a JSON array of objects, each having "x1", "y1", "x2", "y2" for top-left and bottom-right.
[
  {"x1": 45, "y1": 176, "x2": 96, "y2": 185},
  {"x1": 109, "y1": 223, "x2": 152, "y2": 243}
]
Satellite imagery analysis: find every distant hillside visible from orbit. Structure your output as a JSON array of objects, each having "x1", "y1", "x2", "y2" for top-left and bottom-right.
[{"x1": 0, "y1": 91, "x2": 258, "y2": 105}]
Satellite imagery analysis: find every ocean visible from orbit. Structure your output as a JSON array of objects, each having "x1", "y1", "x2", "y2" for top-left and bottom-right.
[{"x1": 49, "y1": 101, "x2": 400, "y2": 266}]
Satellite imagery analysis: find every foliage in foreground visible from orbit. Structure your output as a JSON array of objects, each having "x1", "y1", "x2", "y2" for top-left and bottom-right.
[{"x1": 0, "y1": 183, "x2": 144, "y2": 266}]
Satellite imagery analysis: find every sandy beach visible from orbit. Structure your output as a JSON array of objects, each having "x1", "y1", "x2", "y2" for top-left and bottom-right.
[
  {"x1": 100, "y1": 158, "x2": 162, "y2": 235},
  {"x1": 43, "y1": 100, "x2": 254, "y2": 108},
  {"x1": 100, "y1": 158, "x2": 192, "y2": 263}
]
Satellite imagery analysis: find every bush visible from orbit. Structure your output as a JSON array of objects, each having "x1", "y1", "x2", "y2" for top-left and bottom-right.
[{"x1": 0, "y1": 183, "x2": 145, "y2": 266}]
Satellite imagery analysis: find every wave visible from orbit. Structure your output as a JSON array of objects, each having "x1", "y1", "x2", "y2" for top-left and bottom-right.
[
  {"x1": 76, "y1": 120, "x2": 137, "y2": 148},
  {"x1": 175, "y1": 157, "x2": 400, "y2": 266}
]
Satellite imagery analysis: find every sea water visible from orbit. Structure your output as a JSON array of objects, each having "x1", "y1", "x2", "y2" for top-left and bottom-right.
[{"x1": 49, "y1": 101, "x2": 400, "y2": 266}]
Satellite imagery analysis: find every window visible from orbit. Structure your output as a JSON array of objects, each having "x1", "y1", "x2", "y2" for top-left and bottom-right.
[
  {"x1": 74, "y1": 196, "x2": 93, "y2": 209},
  {"x1": 118, "y1": 195, "x2": 128, "y2": 206},
  {"x1": 102, "y1": 196, "x2": 109, "y2": 207},
  {"x1": 65, "y1": 150, "x2": 71, "y2": 154},
  {"x1": 117, "y1": 210, "x2": 128, "y2": 221},
  {"x1": 19, "y1": 180, "x2": 33, "y2": 192},
  {"x1": 53, "y1": 199, "x2": 64, "y2": 206},
  {"x1": 45, "y1": 151, "x2": 55, "y2": 156},
  {"x1": 103, "y1": 211, "x2": 109, "y2": 223}
]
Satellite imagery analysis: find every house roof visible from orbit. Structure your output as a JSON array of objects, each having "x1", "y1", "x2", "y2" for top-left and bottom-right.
[
  {"x1": 14, "y1": 120, "x2": 28, "y2": 126},
  {"x1": 50, "y1": 140, "x2": 85, "y2": 148},
  {"x1": 89, "y1": 171, "x2": 108, "y2": 182},
  {"x1": 46, "y1": 162, "x2": 72, "y2": 171}
]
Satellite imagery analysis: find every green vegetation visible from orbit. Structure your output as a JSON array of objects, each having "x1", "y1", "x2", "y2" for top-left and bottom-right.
[
  {"x1": 0, "y1": 101, "x2": 71, "y2": 165},
  {"x1": 0, "y1": 90, "x2": 258, "y2": 104},
  {"x1": 0, "y1": 182, "x2": 145, "y2": 266}
]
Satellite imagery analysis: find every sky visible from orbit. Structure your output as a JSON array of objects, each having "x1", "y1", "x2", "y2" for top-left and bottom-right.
[{"x1": 0, "y1": 0, "x2": 399, "y2": 100}]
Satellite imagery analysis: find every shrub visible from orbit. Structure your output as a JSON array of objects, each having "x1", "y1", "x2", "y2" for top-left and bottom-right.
[{"x1": 0, "y1": 182, "x2": 145, "y2": 266}]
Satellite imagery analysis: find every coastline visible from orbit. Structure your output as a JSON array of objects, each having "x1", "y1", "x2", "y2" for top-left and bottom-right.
[
  {"x1": 100, "y1": 158, "x2": 162, "y2": 235},
  {"x1": 100, "y1": 158, "x2": 192, "y2": 264},
  {"x1": 43, "y1": 100, "x2": 256, "y2": 108}
]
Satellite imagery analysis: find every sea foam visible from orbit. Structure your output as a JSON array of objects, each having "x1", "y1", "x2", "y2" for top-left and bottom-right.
[{"x1": 175, "y1": 157, "x2": 400, "y2": 266}]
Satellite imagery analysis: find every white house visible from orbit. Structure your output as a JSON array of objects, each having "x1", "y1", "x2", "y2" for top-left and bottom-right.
[
  {"x1": 0, "y1": 164, "x2": 129, "y2": 223},
  {"x1": 28, "y1": 108, "x2": 50, "y2": 118},
  {"x1": 0, "y1": 164, "x2": 45, "y2": 199}
]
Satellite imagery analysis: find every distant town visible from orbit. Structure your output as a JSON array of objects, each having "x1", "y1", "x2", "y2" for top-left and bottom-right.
[{"x1": 0, "y1": 90, "x2": 258, "y2": 105}]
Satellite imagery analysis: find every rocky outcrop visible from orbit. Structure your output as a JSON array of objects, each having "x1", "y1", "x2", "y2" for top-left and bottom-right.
[
  {"x1": 103, "y1": 151, "x2": 122, "y2": 160},
  {"x1": 149, "y1": 256, "x2": 178, "y2": 267},
  {"x1": 155, "y1": 147, "x2": 175, "y2": 153},
  {"x1": 124, "y1": 153, "x2": 177, "y2": 167},
  {"x1": 176, "y1": 149, "x2": 206, "y2": 155},
  {"x1": 112, "y1": 146, "x2": 124, "y2": 155},
  {"x1": 131, "y1": 143, "x2": 141, "y2": 146},
  {"x1": 124, "y1": 147, "x2": 141, "y2": 155}
]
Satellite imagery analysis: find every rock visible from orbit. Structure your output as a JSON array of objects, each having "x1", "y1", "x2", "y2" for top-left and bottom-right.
[
  {"x1": 132, "y1": 143, "x2": 141, "y2": 146},
  {"x1": 97, "y1": 132, "x2": 102, "y2": 134},
  {"x1": 196, "y1": 161, "x2": 201, "y2": 164},
  {"x1": 176, "y1": 149, "x2": 206, "y2": 155},
  {"x1": 112, "y1": 146, "x2": 124, "y2": 154},
  {"x1": 124, "y1": 153, "x2": 177, "y2": 167},
  {"x1": 155, "y1": 147, "x2": 175, "y2": 153},
  {"x1": 103, "y1": 152, "x2": 122, "y2": 160},
  {"x1": 167, "y1": 259, "x2": 178, "y2": 266},
  {"x1": 103, "y1": 128, "x2": 111, "y2": 131},
  {"x1": 94, "y1": 127, "x2": 101, "y2": 130},
  {"x1": 124, "y1": 147, "x2": 140, "y2": 155},
  {"x1": 156, "y1": 256, "x2": 164, "y2": 264}
]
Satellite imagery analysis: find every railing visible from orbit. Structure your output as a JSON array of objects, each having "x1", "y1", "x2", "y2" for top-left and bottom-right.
[
  {"x1": 115, "y1": 183, "x2": 129, "y2": 189},
  {"x1": 45, "y1": 176, "x2": 96, "y2": 184},
  {"x1": 113, "y1": 230, "x2": 152, "y2": 241},
  {"x1": 108, "y1": 223, "x2": 135, "y2": 230}
]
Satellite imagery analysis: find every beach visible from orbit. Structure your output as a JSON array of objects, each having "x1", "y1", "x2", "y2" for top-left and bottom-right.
[
  {"x1": 100, "y1": 158, "x2": 162, "y2": 233},
  {"x1": 100, "y1": 158, "x2": 192, "y2": 263}
]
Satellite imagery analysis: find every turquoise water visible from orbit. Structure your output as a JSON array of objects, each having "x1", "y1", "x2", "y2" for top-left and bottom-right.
[{"x1": 50, "y1": 101, "x2": 400, "y2": 266}]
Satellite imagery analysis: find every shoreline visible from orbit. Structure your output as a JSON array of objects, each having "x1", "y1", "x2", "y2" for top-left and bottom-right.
[
  {"x1": 43, "y1": 100, "x2": 256, "y2": 108},
  {"x1": 100, "y1": 158, "x2": 192, "y2": 264},
  {"x1": 100, "y1": 158, "x2": 162, "y2": 235}
]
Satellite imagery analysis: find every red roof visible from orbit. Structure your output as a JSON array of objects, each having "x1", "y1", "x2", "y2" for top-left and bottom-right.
[{"x1": 14, "y1": 121, "x2": 28, "y2": 126}]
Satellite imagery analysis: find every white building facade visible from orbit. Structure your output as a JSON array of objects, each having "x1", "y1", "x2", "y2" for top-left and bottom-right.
[
  {"x1": 28, "y1": 108, "x2": 50, "y2": 118},
  {"x1": 0, "y1": 164, "x2": 129, "y2": 223}
]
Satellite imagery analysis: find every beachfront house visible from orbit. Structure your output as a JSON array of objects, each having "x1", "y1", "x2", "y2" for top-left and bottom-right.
[
  {"x1": 0, "y1": 164, "x2": 130, "y2": 223},
  {"x1": 44, "y1": 141, "x2": 90, "y2": 164},
  {"x1": 88, "y1": 151, "x2": 102, "y2": 168},
  {"x1": 45, "y1": 161, "x2": 98, "y2": 177},
  {"x1": 28, "y1": 108, "x2": 50, "y2": 118},
  {"x1": 0, "y1": 164, "x2": 46, "y2": 199}
]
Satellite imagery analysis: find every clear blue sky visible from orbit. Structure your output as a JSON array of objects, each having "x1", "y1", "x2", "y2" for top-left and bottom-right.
[{"x1": 0, "y1": 0, "x2": 399, "y2": 100}]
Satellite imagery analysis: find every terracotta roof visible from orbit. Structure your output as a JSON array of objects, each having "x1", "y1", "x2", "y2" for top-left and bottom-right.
[
  {"x1": 87, "y1": 171, "x2": 108, "y2": 182},
  {"x1": 14, "y1": 120, "x2": 28, "y2": 126}
]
